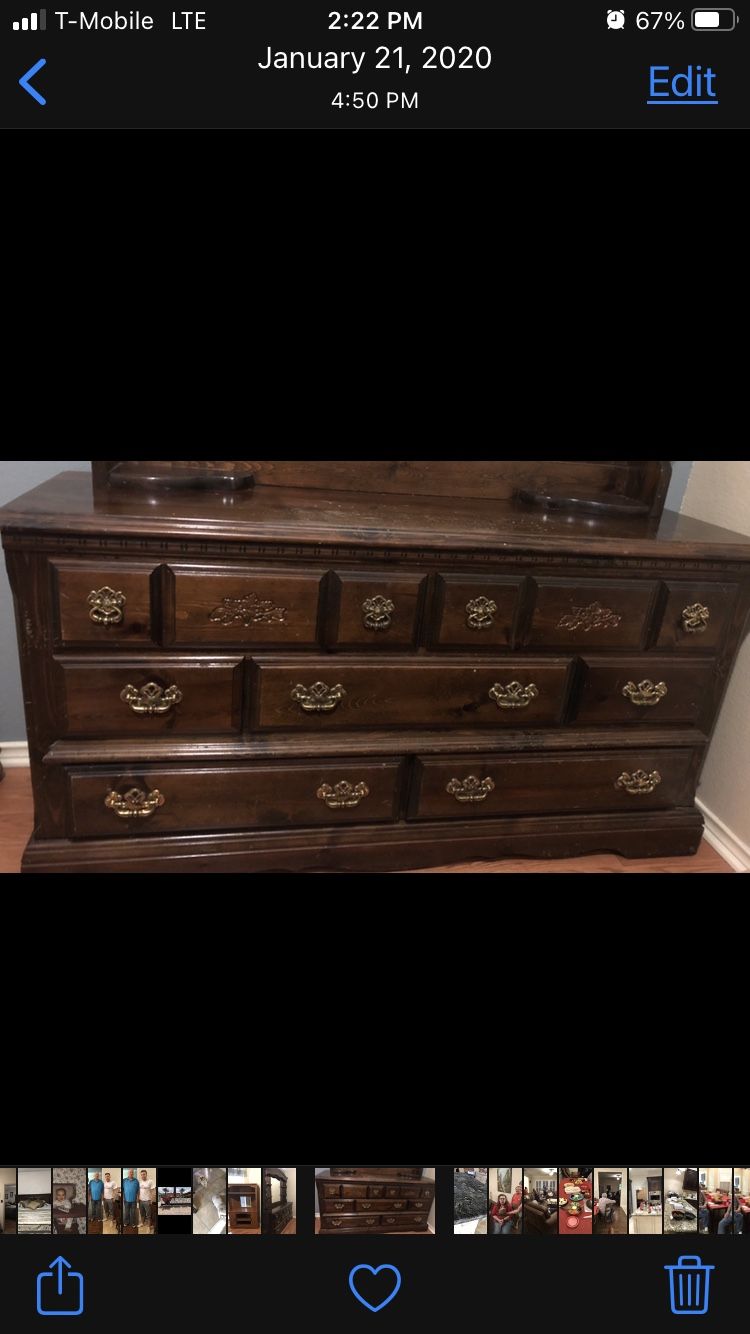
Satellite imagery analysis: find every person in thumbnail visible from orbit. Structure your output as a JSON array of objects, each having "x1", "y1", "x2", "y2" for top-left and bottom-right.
[
  {"x1": 103, "y1": 1172, "x2": 116, "y2": 1222},
  {"x1": 718, "y1": 1198, "x2": 742, "y2": 1236},
  {"x1": 53, "y1": 1187, "x2": 75, "y2": 1234},
  {"x1": 123, "y1": 1170, "x2": 139, "y2": 1227},
  {"x1": 139, "y1": 1170, "x2": 155, "y2": 1227},
  {"x1": 491, "y1": 1193, "x2": 520, "y2": 1235},
  {"x1": 511, "y1": 1183, "x2": 524, "y2": 1213},
  {"x1": 599, "y1": 1191, "x2": 615, "y2": 1223},
  {"x1": 89, "y1": 1172, "x2": 104, "y2": 1222}
]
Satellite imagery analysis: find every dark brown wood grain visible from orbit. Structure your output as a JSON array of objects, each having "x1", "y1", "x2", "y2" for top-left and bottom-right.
[
  {"x1": 526, "y1": 578, "x2": 659, "y2": 651},
  {"x1": 408, "y1": 749, "x2": 700, "y2": 820},
  {"x1": 51, "y1": 558, "x2": 159, "y2": 648},
  {"x1": 54, "y1": 655, "x2": 244, "y2": 737},
  {"x1": 250, "y1": 657, "x2": 574, "y2": 730},
  {"x1": 327, "y1": 570, "x2": 427, "y2": 648},
  {"x1": 430, "y1": 574, "x2": 526, "y2": 649},
  {"x1": 165, "y1": 563, "x2": 325, "y2": 647},
  {"x1": 67, "y1": 758, "x2": 403, "y2": 837},
  {"x1": 574, "y1": 657, "x2": 716, "y2": 728},
  {"x1": 655, "y1": 580, "x2": 739, "y2": 652}
]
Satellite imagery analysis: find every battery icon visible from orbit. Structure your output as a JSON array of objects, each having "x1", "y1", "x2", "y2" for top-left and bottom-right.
[{"x1": 691, "y1": 7, "x2": 737, "y2": 27}]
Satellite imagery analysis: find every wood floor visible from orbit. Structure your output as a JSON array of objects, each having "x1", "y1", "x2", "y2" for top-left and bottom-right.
[{"x1": 0, "y1": 768, "x2": 734, "y2": 875}]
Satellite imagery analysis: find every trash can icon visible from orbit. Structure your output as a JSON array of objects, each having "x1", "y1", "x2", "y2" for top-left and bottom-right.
[{"x1": 665, "y1": 1256, "x2": 715, "y2": 1316}]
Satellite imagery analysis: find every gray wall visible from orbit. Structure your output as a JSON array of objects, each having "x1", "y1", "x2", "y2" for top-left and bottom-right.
[
  {"x1": 0, "y1": 460, "x2": 695, "y2": 742},
  {"x1": 1, "y1": 461, "x2": 90, "y2": 740}
]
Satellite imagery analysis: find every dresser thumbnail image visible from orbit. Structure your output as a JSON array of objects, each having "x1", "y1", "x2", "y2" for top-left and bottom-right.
[
  {"x1": 88, "y1": 1168, "x2": 121, "y2": 1233},
  {"x1": 699, "y1": 1169, "x2": 735, "y2": 1235},
  {"x1": 0, "y1": 1167, "x2": 17, "y2": 1234},
  {"x1": 53, "y1": 1168, "x2": 87, "y2": 1236},
  {"x1": 193, "y1": 1168, "x2": 227, "y2": 1235},
  {"x1": 488, "y1": 1168, "x2": 522, "y2": 1235},
  {"x1": 18, "y1": 1167, "x2": 52, "y2": 1234},
  {"x1": 316, "y1": 1167, "x2": 435, "y2": 1234},
  {"x1": 263, "y1": 1169, "x2": 296, "y2": 1235},
  {"x1": 121, "y1": 1168, "x2": 156, "y2": 1234},
  {"x1": 228, "y1": 1168, "x2": 262, "y2": 1234},
  {"x1": 455, "y1": 1168, "x2": 489, "y2": 1235}
]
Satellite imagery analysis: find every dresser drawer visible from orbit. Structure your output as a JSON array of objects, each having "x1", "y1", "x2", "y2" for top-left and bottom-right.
[
  {"x1": 51, "y1": 560, "x2": 159, "y2": 648},
  {"x1": 575, "y1": 658, "x2": 716, "y2": 727},
  {"x1": 656, "y1": 581, "x2": 739, "y2": 651},
  {"x1": 319, "y1": 1184, "x2": 342, "y2": 1199},
  {"x1": 68, "y1": 759, "x2": 403, "y2": 837},
  {"x1": 408, "y1": 749, "x2": 698, "y2": 820},
  {"x1": 356, "y1": 1198, "x2": 405, "y2": 1212},
  {"x1": 165, "y1": 564, "x2": 325, "y2": 646},
  {"x1": 320, "y1": 1215, "x2": 381, "y2": 1232},
  {"x1": 383, "y1": 1211, "x2": 430, "y2": 1229},
  {"x1": 55, "y1": 656, "x2": 243, "y2": 737},
  {"x1": 401, "y1": 1184, "x2": 434, "y2": 1199},
  {"x1": 431, "y1": 574, "x2": 525, "y2": 648},
  {"x1": 320, "y1": 1199, "x2": 354, "y2": 1214},
  {"x1": 527, "y1": 579, "x2": 658, "y2": 650},
  {"x1": 252, "y1": 657, "x2": 572, "y2": 730},
  {"x1": 328, "y1": 571, "x2": 427, "y2": 648}
]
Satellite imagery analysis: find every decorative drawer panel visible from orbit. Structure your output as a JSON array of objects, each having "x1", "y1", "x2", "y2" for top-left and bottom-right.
[
  {"x1": 575, "y1": 658, "x2": 716, "y2": 727},
  {"x1": 320, "y1": 1199, "x2": 356, "y2": 1214},
  {"x1": 341, "y1": 1185, "x2": 368, "y2": 1199},
  {"x1": 655, "y1": 581, "x2": 739, "y2": 651},
  {"x1": 408, "y1": 749, "x2": 698, "y2": 820},
  {"x1": 401, "y1": 1185, "x2": 434, "y2": 1200},
  {"x1": 431, "y1": 575, "x2": 525, "y2": 648},
  {"x1": 320, "y1": 1215, "x2": 382, "y2": 1232},
  {"x1": 527, "y1": 579, "x2": 659, "y2": 650},
  {"x1": 68, "y1": 759, "x2": 403, "y2": 838},
  {"x1": 52, "y1": 560, "x2": 159, "y2": 648},
  {"x1": 252, "y1": 657, "x2": 572, "y2": 730},
  {"x1": 356, "y1": 1198, "x2": 405, "y2": 1212},
  {"x1": 384, "y1": 1212, "x2": 430, "y2": 1228},
  {"x1": 328, "y1": 571, "x2": 427, "y2": 648},
  {"x1": 166, "y1": 564, "x2": 324, "y2": 646},
  {"x1": 55, "y1": 656, "x2": 243, "y2": 737},
  {"x1": 320, "y1": 1185, "x2": 342, "y2": 1199}
]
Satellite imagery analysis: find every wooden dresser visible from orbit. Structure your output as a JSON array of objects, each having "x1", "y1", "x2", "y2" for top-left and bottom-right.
[
  {"x1": 317, "y1": 1167, "x2": 434, "y2": 1233},
  {"x1": 2, "y1": 460, "x2": 750, "y2": 874}
]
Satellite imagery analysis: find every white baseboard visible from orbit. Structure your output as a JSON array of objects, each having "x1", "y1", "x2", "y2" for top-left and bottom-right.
[
  {"x1": 697, "y1": 799, "x2": 750, "y2": 873},
  {"x1": 0, "y1": 741, "x2": 30, "y2": 767}
]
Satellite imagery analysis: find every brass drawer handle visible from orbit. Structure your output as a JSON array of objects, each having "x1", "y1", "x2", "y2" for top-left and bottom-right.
[
  {"x1": 291, "y1": 681, "x2": 346, "y2": 713},
  {"x1": 616, "y1": 770, "x2": 662, "y2": 796},
  {"x1": 413, "y1": 1215, "x2": 425, "y2": 1222},
  {"x1": 490, "y1": 681, "x2": 539, "y2": 709},
  {"x1": 362, "y1": 595, "x2": 395, "y2": 631},
  {"x1": 105, "y1": 787, "x2": 165, "y2": 819},
  {"x1": 361, "y1": 1202, "x2": 373, "y2": 1210},
  {"x1": 88, "y1": 586, "x2": 126, "y2": 626},
  {"x1": 447, "y1": 775, "x2": 496, "y2": 804},
  {"x1": 365, "y1": 1218, "x2": 377, "y2": 1226},
  {"x1": 384, "y1": 1216, "x2": 397, "y2": 1224},
  {"x1": 121, "y1": 682, "x2": 183, "y2": 715},
  {"x1": 317, "y1": 781, "x2": 370, "y2": 810},
  {"x1": 622, "y1": 680, "x2": 668, "y2": 708},
  {"x1": 333, "y1": 1202, "x2": 345, "y2": 1211},
  {"x1": 330, "y1": 1219, "x2": 344, "y2": 1228},
  {"x1": 466, "y1": 596, "x2": 497, "y2": 630},
  {"x1": 682, "y1": 602, "x2": 710, "y2": 633}
]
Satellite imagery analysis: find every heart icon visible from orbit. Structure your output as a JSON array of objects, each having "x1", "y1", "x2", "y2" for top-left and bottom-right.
[{"x1": 349, "y1": 1264, "x2": 402, "y2": 1313}]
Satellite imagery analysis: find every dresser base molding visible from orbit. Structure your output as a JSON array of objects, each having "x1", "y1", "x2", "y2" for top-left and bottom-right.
[{"x1": 20, "y1": 809, "x2": 705, "y2": 874}]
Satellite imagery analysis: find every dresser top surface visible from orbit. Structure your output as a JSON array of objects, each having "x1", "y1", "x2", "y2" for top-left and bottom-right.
[{"x1": 3, "y1": 470, "x2": 750, "y2": 562}]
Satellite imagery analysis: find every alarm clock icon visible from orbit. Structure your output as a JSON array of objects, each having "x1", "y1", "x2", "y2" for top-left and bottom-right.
[{"x1": 607, "y1": 9, "x2": 626, "y2": 25}]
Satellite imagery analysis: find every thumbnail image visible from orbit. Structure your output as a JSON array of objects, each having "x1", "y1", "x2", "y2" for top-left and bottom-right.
[
  {"x1": 523, "y1": 1169, "x2": 558, "y2": 1235},
  {"x1": 262, "y1": 1168, "x2": 296, "y2": 1235},
  {"x1": 592, "y1": 1168, "x2": 627, "y2": 1235},
  {"x1": 316, "y1": 1167, "x2": 435, "y2": 1234},
  {"x1": 699, "y1": 1169, "x2": 734, "y2": 1234},
  {"x1": 664, "y1": 1168, "x2": 699, "y2": 1235},
  {"x1": 733, "y1": 1169, "x2": 750, "y2": 1237},
  {"x1": 157, "y1": 1169, "x2": 192, "y2": 1233},
  {"x1": 629, "y1": 1169, "x2": 663, "y2": 1234},
  {"x1": 1, "y1": 1169, "x2": 17, "y2": 1235},
  {"x1": 88, "y1": 1168, "x2": 121, "y2": 1234},
  {"x1": 53, "y1": 1168, "x2": 87, "y2": 1236},
  {"x1": 121, "y1": 1168, "x2": 156, "y2": 1234},
  {"x1": 559, "y1": 1168, "x2": 593, "y2": 1234},
  {"x1": 18, "y1": 1167, "x2": 52, "y2": 1235},
  {"x1": 454, "y1": 1167, "x2": 488, "y2": 1235},
  {"x1": 193, "y1": 1168, "x2": 227, "y2": 1235},
  {"x1": 488, "y1": 1167, "x2": 522, "y2": 1235},
  {"x1": 228, "y1": 1168, "x2": 262, "y2": 1235}
]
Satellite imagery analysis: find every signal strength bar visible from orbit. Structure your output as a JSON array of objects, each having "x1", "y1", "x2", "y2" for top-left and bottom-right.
[{"x1": 12, "y1": 8, "x2": 46, "y2": 28}]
